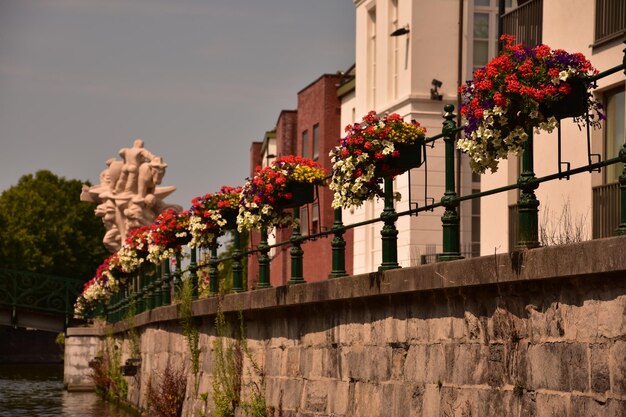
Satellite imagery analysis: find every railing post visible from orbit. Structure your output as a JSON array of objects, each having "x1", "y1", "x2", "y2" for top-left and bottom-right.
[
  {"x1": 516, "y1": 130, "x2": 540, "y2": 249},
  {"x1": 232, "y1": 230, "x2": 244, "y2": 292},
  {"x1": 142, "y1": 268, "x2": 151, "y2": 312},
  {"x1": 189, "y1": 246, "x2": 199, "y2": 299},
  {"x1": 152, "y1": 265, "x2": 163, "y2": 308},
  {"x1": 135, "y1": 272, "x2": 144, "y2": 314},
  {"x1": 161, "y1": 259, "x2": 171, "y2": 305},
  {"x1": 208, "y1": 241, "x2": 219, "y2": 295},
  {"x1": 616, "y1": 143, "x2": 626, "y2": 236},
  {"x1": 289, "y1": 207, "x2": 305, "y2": 284},
  {"x1": 379, "y1": 177, "x2": 400, "y2": 271},
  {"x1": 329, "y1": 207, "x2": 347, "y2": 277},
  {"x1": 257, "y1": 229, "x2": 271, "y2": 288},
  {"x1": 439, "y1": 104, "x2": 464, "y2": 261},
  {"x1": 173, "y1": 252, "x2": 182, "y2": 294}
]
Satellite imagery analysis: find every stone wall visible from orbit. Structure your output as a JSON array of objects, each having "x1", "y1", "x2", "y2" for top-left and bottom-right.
[
  {"x1": 66, "y1": 236, "x2": 626, "y2": 416},
  {"x1": 63, "y1": 326, "x2": 105, "y2": 391}
]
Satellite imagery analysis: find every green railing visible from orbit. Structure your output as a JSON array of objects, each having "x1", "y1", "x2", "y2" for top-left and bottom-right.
[
  {"x1": 101, "y1": 54, "x2": 626, "y2": 324},
  {"x1": 0, "y1": 268, "x2": 84, "y2": 327}
]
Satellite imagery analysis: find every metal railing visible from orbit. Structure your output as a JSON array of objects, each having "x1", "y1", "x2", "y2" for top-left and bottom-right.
[
  {"x1": 100, "y1": 55, "x2": 626, "y2": 324},
  {"x1": 0, "y1": 268, "x2": 84, "y2": 327},
  {"x1": 501, "y1": 0, "x2": 543, "y2": 47}
]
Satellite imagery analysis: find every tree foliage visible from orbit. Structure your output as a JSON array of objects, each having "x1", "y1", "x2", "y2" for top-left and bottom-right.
[{"x1": 0, "y1": 170, "x2": 107, "y2": 280}]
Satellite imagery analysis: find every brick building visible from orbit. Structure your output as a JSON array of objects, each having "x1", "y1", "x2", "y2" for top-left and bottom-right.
[{"x1": 247, "y1": 74, "x2": 354, "y2": 288}]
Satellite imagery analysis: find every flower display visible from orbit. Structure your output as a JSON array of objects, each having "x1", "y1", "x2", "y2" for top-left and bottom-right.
[
  {"x1": 147, "y1": 209, "x2": 191, "y2": 264},
  {"x1": 117, "y1": 225, "x2": 152, "y2": 273},
  {"x1": 189, "y1": 186, "x2": 242, "y2": 248},
  {"x1": 329, "y1": 111, "x2": 427, "y2": 208},
  {"x1": 74, "y1": 254, "x2": 124, "y2": 318},
  {"x1": 458, "y1": 35, "x2": 604, "y2": 174},
  {"x1": 238, "y1": 155, "x2": 326, "y2": 231}
]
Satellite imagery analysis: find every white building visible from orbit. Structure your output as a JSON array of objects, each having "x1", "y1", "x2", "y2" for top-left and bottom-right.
[
  {"x1": 480, "y1": 0, "x2": 625, "y2": 254},
  {"x1": 342, "y1": 0, "x2": 521, "y2": 273}
]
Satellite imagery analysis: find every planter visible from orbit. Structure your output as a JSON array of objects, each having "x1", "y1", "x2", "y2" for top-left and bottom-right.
[
  {"x1": 278, "y1": 182, "x2": 315, "y2": 209},
  {"x1": 121, "y1": 358, "x2": 141, "y2": 376},
  {"x1": 221, "y1": 208, "x2": 238, "y2": 230},
  {"x1": 540, "y1": 77, "x2": 589, "y2": 120},
  {"x1": 375, "y1": 141, "x2": 424, "y2": 177}
]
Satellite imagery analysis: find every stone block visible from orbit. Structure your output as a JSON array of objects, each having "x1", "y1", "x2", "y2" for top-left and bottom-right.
[
  {"x1": 570, "y1": 395, "x2": 626, "y2": 417},
  {"x1": 487, "y1": 344, "x2": 505, "y2": 387},
  {"x1": 326, "y1": 380, "x2": 350, "y2": 416},
  {"x1": 598, "y1": 296, "x2": 626, "y2": 338},
  {"x1": 343, "y1": 345, "x2": 391, "y2": 382},
  {"x1": 404, "y1": 344, "x2": 445, "y2": 384},
  {"x1": 442, "y1": 343, "x2": 488, "y2": 386},
  {"x1": 535, "y1": 391, "x2": 569, "y2": 417},
  {"x1": 302, "y1": 379, "x2": 328, "y2": 413},
  {"x1": 284, "y1": 346, "x2": 302, "y2": 378},
  {"x1": 590, "y1": 343, "x2": 610, "y2": 393},
  {"x1": 528, "y1": 342, "x2": 588, "y2": 392},
  {"x1": 322, "y1": 346, "x2": 342, "y2": 379},
  {"x1": 406, "y1": 318, "x2": 430, "y2": 343},
  {"x1": 391, "y1": 347, "x2": 408, "y2": 380},
  {"x1": 611, "y1": 340, "x2": 626, "y2": 395},
  {"x1": 299, "y1": 348, "x2": 323, "y2": 379},
  {"x1": 351, "y1": 382, "x2": 382, "y2": 417}
]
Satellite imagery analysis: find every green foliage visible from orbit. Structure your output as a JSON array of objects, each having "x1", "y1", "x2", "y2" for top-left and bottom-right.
[
  {"x1": 212, "y1": 306, "x2": 270, "y2": 417},
  {"x1": 146, "y1": 360, "x2": 187, "y2": 417},
  {"x1": 0, "y1": 170, "x2": 107, "y2": 279},
  {"x1": 123, "y1": 301, "x2": 141, "y2": 358},
  {"x1": 90, "y1": 337, "x2": 128, "y2": 401},
  {"x1": 178, "y1": 278, "x2": 200, "y2": 385}
]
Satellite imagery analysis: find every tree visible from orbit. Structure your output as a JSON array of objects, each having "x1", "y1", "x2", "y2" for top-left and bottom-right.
[{"x1": 0, "y1": 170, "x2": 107, "y2": 280}]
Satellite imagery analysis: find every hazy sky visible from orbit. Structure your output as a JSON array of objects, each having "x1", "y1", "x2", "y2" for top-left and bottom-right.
[{"x1": 0, "y1": 0, "x2": 355, "y2": 208}]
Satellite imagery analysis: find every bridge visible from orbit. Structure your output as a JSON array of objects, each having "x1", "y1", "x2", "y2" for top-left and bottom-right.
[{"x1": 0, "y1": 268, "x2": 84, "y2": 333}]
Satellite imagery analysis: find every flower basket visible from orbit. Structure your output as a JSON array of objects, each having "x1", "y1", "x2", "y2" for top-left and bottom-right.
[
  {"x1": 147, "y1": 210, "x2": 191, "y2": 264},
  {"x1": 330, "y1": 111, "x2": 427, "y2": 208},
  {"x1": 458, "y1": 35, "x2": 604, "y2": 174},
  {"x1": 238, "y1": 156, "x2": 326, "y2": 231},
  {"x1": 539, "y1": 77, "x2": 588, "y2": 120},
  {"x1": 374, "y1": 141, "x2": 423, "y2": 177},
  {"x1": 189, "y1": 186, "x2": 242, "y2": 247},
  {"x1": 278, "y1": 182, "x2": 315, "y2": 209}
]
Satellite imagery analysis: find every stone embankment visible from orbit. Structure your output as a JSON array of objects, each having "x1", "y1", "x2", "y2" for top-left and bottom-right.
[{"x1": 65, "y1": 236, "x2": 626, "y2": 416}]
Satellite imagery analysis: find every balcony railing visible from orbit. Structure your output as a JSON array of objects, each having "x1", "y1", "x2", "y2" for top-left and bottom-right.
[
  {"x1": 595, "y1": 0, "x2": 626, "y2": 46},
  {"x1": 501, "y1": 0, "x2": 543, "y2": 47},
  {"x1": 593, "y1": 182, "x2": 621, "y2": 239},
  {"x1": 91, "y1": 54, "x2": 626, "y2": 324}
]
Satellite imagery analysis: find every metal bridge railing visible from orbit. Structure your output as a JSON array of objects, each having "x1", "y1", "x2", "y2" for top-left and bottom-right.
[{"x1": 100, "y1": 54, "x2": 626, "y2": 325}]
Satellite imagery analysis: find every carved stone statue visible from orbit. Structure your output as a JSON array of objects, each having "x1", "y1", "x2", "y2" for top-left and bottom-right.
[{"x1": 80, "y1": 139, "x2": 182, "y2": 253}]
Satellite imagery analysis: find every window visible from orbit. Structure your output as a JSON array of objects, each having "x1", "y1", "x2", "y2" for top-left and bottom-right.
[
  {"x1": 605, "y1": 88, "x2": 625, "y2": 184},
  {"x1": 300, "y1": 206, "x2": 309, "y2": 236},
  {"x1": 312, "y1": 124, "x2": 320, "y2": 160},
  {"x1": 389, "y1": 0, "x2": 399, "y2": 100},
  {"x1": 595, "y1": 0, "x2": 626, "y2": 46},
  {"x1": 367, "y1": 6, "x2": 377, "y2": 109},
  {"x1": 311, "y1": 203, "x2": 319, "y2": 234},
  {"x1": 302, "y1": 130, "x2": 309, "y2": 158},
  {"x1": 471, "y1": 0, "x2": 518, "y2": 73}
]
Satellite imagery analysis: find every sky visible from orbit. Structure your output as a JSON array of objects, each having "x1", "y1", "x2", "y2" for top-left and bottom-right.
[{"x1": 0, "y1": 0, "x2": 356, "y2": 208}]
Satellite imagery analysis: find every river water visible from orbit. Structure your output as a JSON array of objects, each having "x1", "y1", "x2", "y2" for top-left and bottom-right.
[{"x1": 0, "y1": 364, "x2": 136, "y2": 417}]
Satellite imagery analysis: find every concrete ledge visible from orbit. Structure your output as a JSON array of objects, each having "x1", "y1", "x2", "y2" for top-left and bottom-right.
[
  {"x1": 66, "y1": 326, "x2": 105, "y2": 337},
  {"x1": 111, "y1": 235, "x2": 626, "y2": 332}
]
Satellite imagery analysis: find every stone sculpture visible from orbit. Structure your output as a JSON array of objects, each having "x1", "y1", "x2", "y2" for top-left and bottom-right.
[{"x1": 81, "y1": 139, "x2": 182, "y2": 253}]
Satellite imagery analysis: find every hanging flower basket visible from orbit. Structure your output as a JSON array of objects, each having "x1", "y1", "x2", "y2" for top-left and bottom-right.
[
  {"x1": 277, "y1": 182, "x2": 316, "y2": 209},
  {"x1": 147, "y1": 209, "x2": 191, "y2": 264},
  {"x1": 539, "y1": 77, "x2": 589, "y2": 120},
  {"x1": 189, "y1": 186, "x2": 242, "y2": 247},
  {"x1": 329, "y1": 111, "x2": 427, "y2": 208},
  {"x1": 374, "y1": 141, "x2": 423, "y2": 177},
  {"x1": 238, "y1": 155, "x2": 326, "y2": 231},
  {"x1": 458, "y1": 35, "x2": 604, "y2": 174}
]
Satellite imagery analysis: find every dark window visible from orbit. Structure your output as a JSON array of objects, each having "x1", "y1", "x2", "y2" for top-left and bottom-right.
[
  {"x1": 312, "y1": 124, "x2": 320, "y2": 160},
  {"x1": 300, "y1": 206, "x2": 309, "y2": 236},
  {"x1": 311, "y1": 203, "x2": 319, "y2": 234},
  {"x1": 302, "y1": 130, "x2": 309, "y2": 158}
]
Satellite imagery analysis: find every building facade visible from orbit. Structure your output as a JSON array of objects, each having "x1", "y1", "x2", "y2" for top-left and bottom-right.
[
  {"x1": 247, "y1": 74, "x2": 354, "y2": 288},
  {"x1": 480, "y1": 0, "x2": 625, "y2": 254}
]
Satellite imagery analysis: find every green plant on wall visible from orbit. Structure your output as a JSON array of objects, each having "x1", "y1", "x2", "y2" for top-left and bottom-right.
[
  {"x1": 178, "y1": 276, "x2": 201, "y2": 392},
  {"x1": 146, "y1": 360, "x2": 187, "y2": 417},
  {"x1": 123, "y1": 300, "x2": 141, "y2": 358},
  {"x1": 90, "y1": 336, "x2": 128, "y2": 401},
  {"x1": 211, "y1": 297, "x2": 270, "y2": 417}
]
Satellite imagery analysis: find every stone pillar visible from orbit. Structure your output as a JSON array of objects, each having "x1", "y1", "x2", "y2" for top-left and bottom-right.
[{"x1": 63, "y1": 326, "x2": 105, "y2": 391}]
